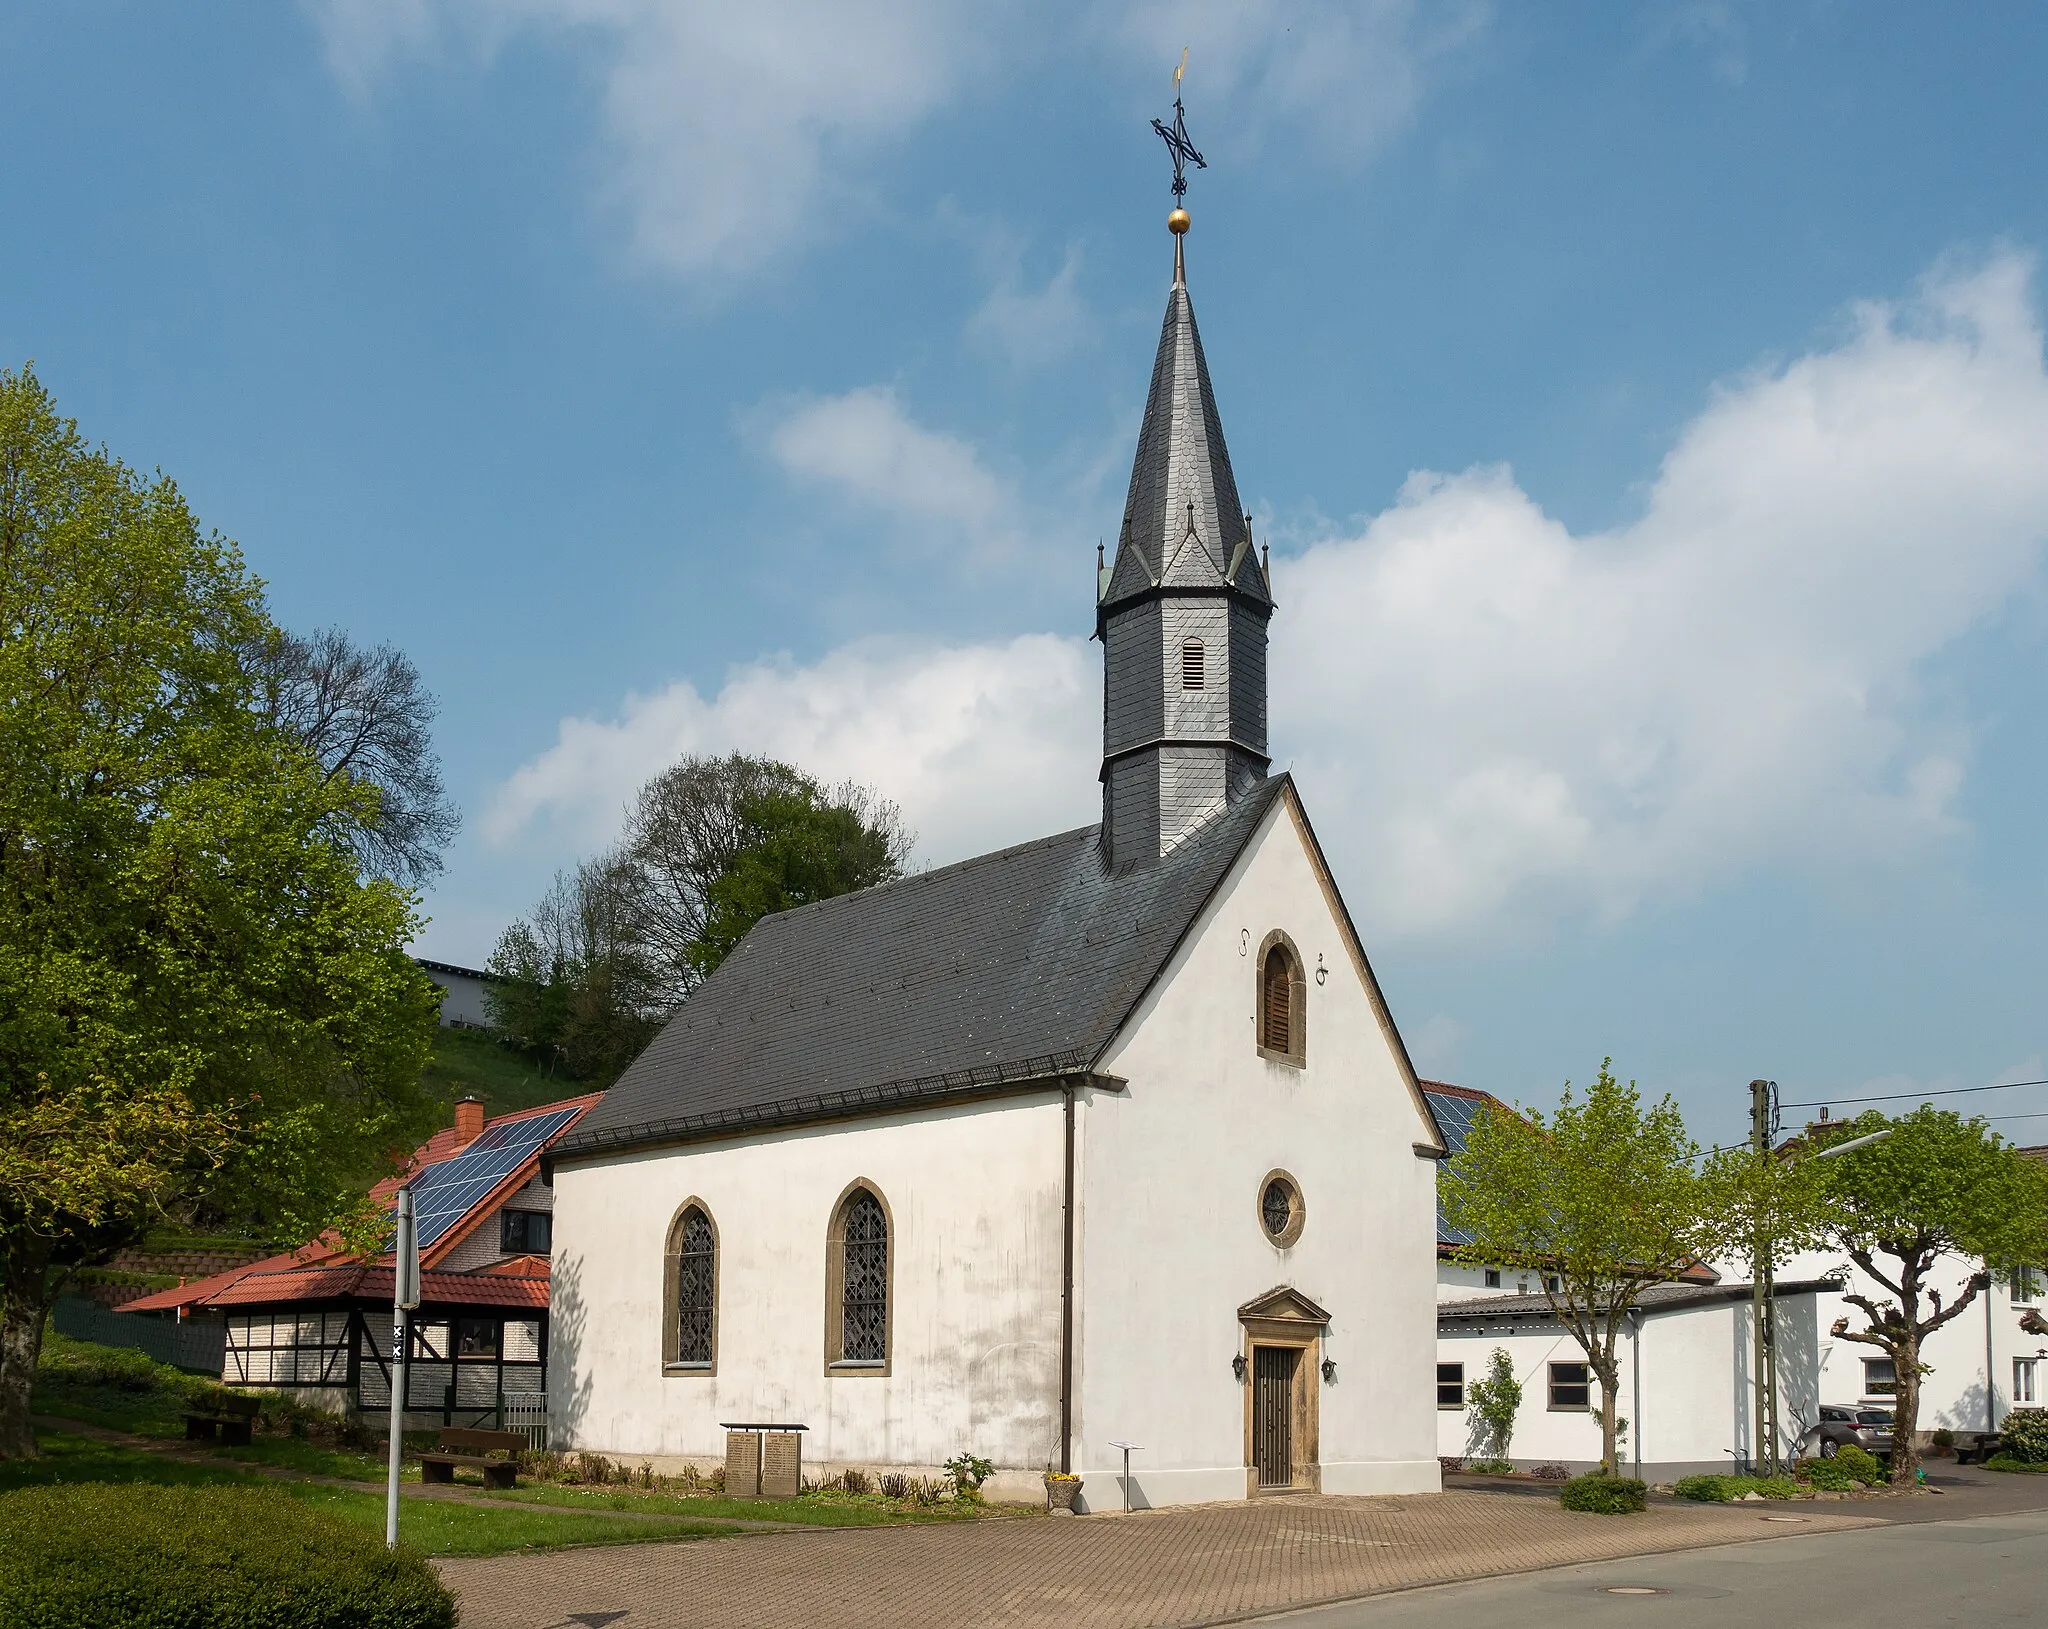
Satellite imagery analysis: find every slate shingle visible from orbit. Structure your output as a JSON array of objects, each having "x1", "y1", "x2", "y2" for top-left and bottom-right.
[{"x1": 558, "y1": 779, "x2": 1291, "y2": 1157}]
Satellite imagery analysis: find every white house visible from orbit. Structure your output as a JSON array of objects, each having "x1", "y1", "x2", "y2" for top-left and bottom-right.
[
  {"x1": 1424, "y1": 1081, "x2": 1833, "y2": 1478},
  {"x1": 545, "y1": 224, "x2": 1448, "y2": 1510}
]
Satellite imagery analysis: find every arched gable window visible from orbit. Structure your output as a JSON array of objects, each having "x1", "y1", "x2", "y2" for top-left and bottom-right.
[
  {"x1": 826, "y1": 1183, "x2": 891, "y2": 1371},
  {"x1": 1181, "y1": 639, "x2": 1206, "y2": 690},
  {"x1": 662, "y1": 1201, "x2": 717, "y2": 1372},
  {"x1": 1257, "y1": 932, "x2": 1307, "y2": 1067}
]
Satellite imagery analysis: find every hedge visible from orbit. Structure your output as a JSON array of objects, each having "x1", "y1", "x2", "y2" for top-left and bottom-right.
[
  {"x1": 1985, "y1": 1454, "x2": 2048, "y2": 1474},
  {"x1": 1999, "y1": 1407, "x2": 2048, "y2": 1464},
  {"x1": 1559, "y1": 1473, "x2": 1646, "y2": 1513},
  {"x1": 1672, "y1": 1474, "x2": 1797, "y2": 1502},
  {"x1": 0, "y1": 1484, "x2": 455, "y2": 1629}
]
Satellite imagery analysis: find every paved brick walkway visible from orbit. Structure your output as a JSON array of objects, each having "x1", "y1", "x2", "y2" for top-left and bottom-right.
[{"x1": 436, "y1": 1490, "x2": 1881, "y2": 1629}]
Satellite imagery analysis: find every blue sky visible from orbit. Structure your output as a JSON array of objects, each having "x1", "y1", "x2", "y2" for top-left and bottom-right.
[{"x1": 7, "y1": 2, "x2": 2048, "y2": 1146}]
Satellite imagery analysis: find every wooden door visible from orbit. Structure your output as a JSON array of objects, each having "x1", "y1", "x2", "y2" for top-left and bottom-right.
[{"x1": 1253, "y1": 1345, "x2": 1298, "y2": 1488}]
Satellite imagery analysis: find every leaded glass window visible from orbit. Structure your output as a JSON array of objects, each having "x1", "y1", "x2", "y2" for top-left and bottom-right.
[
  {"x1": 840, "y1": 1191, "x2": 888, "y2": 1363},
  {"x1": 675, "y1": 1206, "x2": 715, "y2": 1365}
]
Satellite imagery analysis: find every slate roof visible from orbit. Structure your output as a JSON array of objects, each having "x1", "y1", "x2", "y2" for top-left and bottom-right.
[
  {"x1": 558, "y1": 778, "x2": 1295, "y2": 1159},
  {"x1": 1438, "y1": 1278, "x2": 1843, "y2": 1323},
  {"x1": 1101, "y1": 248, "x2": 1271, "y2": 614}
]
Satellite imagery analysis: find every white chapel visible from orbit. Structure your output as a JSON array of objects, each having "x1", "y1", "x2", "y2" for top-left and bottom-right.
[{"x1": 546, "y1": 216, "x2": 1447, "y2": 1508}]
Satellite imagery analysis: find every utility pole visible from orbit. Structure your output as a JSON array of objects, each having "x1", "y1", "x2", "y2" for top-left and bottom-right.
[{"x1": 1749, "y1": 1078, "x2": 1781, "y2": 1475}]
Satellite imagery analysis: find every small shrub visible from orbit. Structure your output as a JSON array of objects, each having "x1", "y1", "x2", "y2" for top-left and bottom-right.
[
  {"x1": 877, "y1": 1472, "x2": 913, "y2": 1499},
  {"x1": 2000, "y1": 1407, "x2": 2048, "y2": 1464},
  {"x1": 1797, "y1": 1457, "x2": 1856, "y2": 1491},
  {"x1": 840, "y1": 1467, "x2": 873, "y2": 1496},
  {"x1": 1529, "y1": 1463, "x2": 1570, "y2": 1482},
  {"x1": 1834, "y1": 1444, "x2": 1886, "y2": 1485},
  {"x1": 1465, "y1": 1348, "x2": 1523, "y2": 1460},
  {"x1": 909, "y1": 1475, "x2": 946, "y2": 1506},
  {"x1": 1931, "y1": 1428, "x2": 1955, "y2": 1450},
  {"x1": 1559, "y1": 1473, "x2": 1646, "y2": 1514},
  {"x1": 1437, "y1": 1455, "x2": 1465, "y2": 1474},
  {"x1": 0, "y1": 1483, "x2": 454, "y2": 1628},
  {"x1": 1985, "y1": 1454, "x2": 2048, "y2": 1474},
  {"x1": 944, "y1": 1452, "x2": 993, "y2": 1500},
  {"x1": 1673, "y1": 1474, "x2": 1736, "y2": 1502},
  {"x1": 1465, "y1": 1458, "x2": 1514, "y2": 1476}
]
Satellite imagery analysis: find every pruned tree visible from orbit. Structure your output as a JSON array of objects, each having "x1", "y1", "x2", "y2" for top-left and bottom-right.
[
  {"x1": 1809, "y1": 1107, "x2": 2048, "y2": 1484},
  {"x1": 621, "y1": 753, "x2": 912, "y2": 1002},
  {"x1": 1440, "y1": 1062, "x2": 1737, "y2": 1474},
  {"x1": 248, "y1": 626, "x2": 459, "y2": 886},
  {"x1": 0, "y1": 365, "x2": 441, "y2": 1459}
]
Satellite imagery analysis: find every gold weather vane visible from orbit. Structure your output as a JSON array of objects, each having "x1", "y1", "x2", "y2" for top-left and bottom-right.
[{"x1": 1151, "y1": 50, "x2": 1205, "y2": 237}]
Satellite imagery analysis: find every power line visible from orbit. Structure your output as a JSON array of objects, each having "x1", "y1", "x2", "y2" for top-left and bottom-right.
[{"x1": 1779, "y1": 1078, "x2": 2048, "y2": 1109}]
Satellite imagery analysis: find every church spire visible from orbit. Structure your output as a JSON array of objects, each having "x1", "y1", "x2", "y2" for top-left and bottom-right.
[{"x1": 1097, "y1": 90, "x2": 1273, "y2": 870}]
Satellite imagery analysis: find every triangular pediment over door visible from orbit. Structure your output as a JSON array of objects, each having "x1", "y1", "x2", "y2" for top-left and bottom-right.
[{"x1": 1237, "y1": 1286, "x2": 1331, "y2": 1328}]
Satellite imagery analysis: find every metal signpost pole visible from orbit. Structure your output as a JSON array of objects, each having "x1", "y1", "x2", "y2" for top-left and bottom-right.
[{"x1": 386, "y1": 1187, "x2": 421, "y2": 1550}]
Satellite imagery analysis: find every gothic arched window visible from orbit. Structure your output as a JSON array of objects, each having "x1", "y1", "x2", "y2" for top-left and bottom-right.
[
  {"x1": 1257, "y1": 933, "x2": 1306, "y2": 1067},
  {"x1": 1181, "y1": 639, "x2": 1206, "y2": 690},
  {"x1": 826, "y1": 1183, "x2": 891, "y2": 1371},
  {"x1": 662, "y1": 1201, "x2": 718, "y2": 1372}
]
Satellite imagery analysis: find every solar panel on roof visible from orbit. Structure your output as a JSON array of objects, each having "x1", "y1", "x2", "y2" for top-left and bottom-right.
[
  {"x1": 406, "y1": 1106, "x2": 581, "y2": 1252},
  {"x1": 1422, "y1": 1090, "x2": 1480, "y2": 1157}
]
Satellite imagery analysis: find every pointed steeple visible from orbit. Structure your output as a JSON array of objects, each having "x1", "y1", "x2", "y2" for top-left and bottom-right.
[
  {"x1": 1097, "y1": 232, "x2": 1273, "y2": 870},
  {"x1": 1100, "y1": 254, "x2": 1272, "y2": 610}
]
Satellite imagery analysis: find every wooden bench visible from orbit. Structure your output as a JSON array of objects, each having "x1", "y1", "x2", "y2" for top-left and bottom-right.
[
  {"x1": 183, "y1": 1393, "x2": 262, "y2": 1447},
  {"x1": 419, "y1": 1427, "x2": 524, "y2": 1489},
  {"x1": 1953, "y1": 1432, "x2": 2003, "y2": 1466}
]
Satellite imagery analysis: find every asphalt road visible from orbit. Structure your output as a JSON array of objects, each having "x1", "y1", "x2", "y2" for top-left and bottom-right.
[{"x1": 1256, "y1": 1506, "x2": 2048, "y2": 1629}]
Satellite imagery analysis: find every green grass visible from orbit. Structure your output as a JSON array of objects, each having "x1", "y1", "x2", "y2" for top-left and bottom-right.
[
  {"x1": 422, "y1": 1026, "x2": 592, "y2": 1115},
  {"x1": 0, "y1": 1435, "x2": 728, "y2": 1556},
  {"x1": 482, "y1": 1483, "x2": 1004, "y2": 1525}
]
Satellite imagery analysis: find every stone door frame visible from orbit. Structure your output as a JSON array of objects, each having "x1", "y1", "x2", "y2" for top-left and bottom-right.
[{"x1": 1238, "y1": 1285, "x2": 1328, "y2": 1497}]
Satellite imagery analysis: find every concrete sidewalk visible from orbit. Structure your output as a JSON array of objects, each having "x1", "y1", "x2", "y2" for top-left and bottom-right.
[{"x1": 437, "y1": 1489, "x2": 1883, "y2": 1629}]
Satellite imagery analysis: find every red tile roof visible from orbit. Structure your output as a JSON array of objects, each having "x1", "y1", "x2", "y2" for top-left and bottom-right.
[{"x1": 123, "y1": 1092, "x2": 596, "y2": 1315}]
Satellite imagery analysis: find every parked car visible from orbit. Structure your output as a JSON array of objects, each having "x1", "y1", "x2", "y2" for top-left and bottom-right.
[{"x1": 1799, "y1": 1405, "x2": 1894, "y2": 1459}]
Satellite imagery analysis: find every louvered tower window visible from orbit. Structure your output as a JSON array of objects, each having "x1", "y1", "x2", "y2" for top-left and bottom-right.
[
  {"x1": 1181, "y1": 639, "x2": 1206, "y2": 689},
  {"x1": 674, "y1": 1206, "x2": 715, "y2": 1365},
  {"x1": 840, "y1": 1191, "x2": 888, "y2": 1363},
  {"x1": 1261, "y1": 945, "x2": 1294, "y2": 1054}
]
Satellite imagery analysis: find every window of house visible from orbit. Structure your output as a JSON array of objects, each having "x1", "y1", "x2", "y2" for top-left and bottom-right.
[
  {"x1": 1542, "y1": 1274, "x2": 1560, "y2": 1294},
  {"x1": 1257, "y1": 937, "x2": 1304, "y2": 1065},
  {"x1": 674, "y1": 1205, "x2": 716, "y2": 1367},
  {"x1": 2016, "y1": 1358, "x2": 2039, "y2": 1406},
  {"x1": 1862, "y1": 1357, "x2": 1897, "y2": 1397},
  {"x1": 1516, "y1": 1277, "x2": 1530, "y2": 1295},
  {"x1": 500, "y1": 1210, "x2": 552, "y2": 1255},
  {"x1": 1483, "y1": 1268, "x2": 1501, "y2": 1289},
  {"x1": 838, "y1": 1189, "x2": 889, "y2": 1365},
  {"x1": 1437, "y1": 1362, "x2": 1465, "y2": 1409},
  {"x1": 1181, "y1": 639, "x2": 1205, "y2": 689},
  {"x1": 1548, "y1": 1362, "x2": 1591, "y2": 1410},
  {"x1": 455, "y1": 1317, "x2": 499, "y2": 1360},
  {"x1": 1257, "y1": 1172, "x2": 1306, "y2": 1248},
  {"x1": 2011, "y1": 1267, "x2": 2042, "y2": 1305}
]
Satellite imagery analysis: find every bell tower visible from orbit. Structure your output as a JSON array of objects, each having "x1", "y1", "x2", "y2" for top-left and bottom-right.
[{"x1": 1098, "y1": 199, "x2": 1273, "y2": 868}]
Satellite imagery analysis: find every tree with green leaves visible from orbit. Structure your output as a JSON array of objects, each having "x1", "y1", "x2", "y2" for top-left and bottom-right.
[
  {"x1": 0, "y1": 365, "x2": 441, "y2": 1459},
  {"x1": 1807, "y1": 1107, "x2": 2048, "y2": 1485},
  {"x1": 1465, "y1": 1347, "x2": 1523, "y2": 1461},
  {"x1": 1440, "y1": 1062, "x2": 1738, "y2": 1473},
  {"x1": 486, "y1": 755, "x2": 911, "y2": 1083}
]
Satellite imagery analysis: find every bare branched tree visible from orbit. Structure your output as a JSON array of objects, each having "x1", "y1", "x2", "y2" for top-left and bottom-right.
[{"x1": 249, "y1": 626, "x2": 460, "y2": 885}]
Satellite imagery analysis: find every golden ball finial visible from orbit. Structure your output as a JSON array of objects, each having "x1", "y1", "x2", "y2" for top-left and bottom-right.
[{"x1": 1168, "y1": 208, "x2": 1191, "y2": 235}]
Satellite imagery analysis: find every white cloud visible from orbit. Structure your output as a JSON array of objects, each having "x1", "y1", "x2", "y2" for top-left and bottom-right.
[
  {"x1": 1278, "y1": 252, "x2": 2048, "y2": 936},
  {"x1": 758, "y1": 386, "x2": 1028, "y2": 570},
  {"x1": 489, "y1": 253, "x2": 2048, "y2": 945},
  {"x1": 1110, "y1": 0, "x2": 1490, "y2": 160},
  {"x1": 310, "y1": 0, "x2": 985, "y2": 284},
  {"x1": 967, "y1": 245, "x2": 1092, "y2": 368},
  {"x1": 485, "y1": 634, "x2": 1097, "y2": 865}
]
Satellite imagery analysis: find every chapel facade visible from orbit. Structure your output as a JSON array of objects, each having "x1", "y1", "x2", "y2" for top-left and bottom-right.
[{"x1": 546, "y1": 220, "x2": 1446, "y2": 1507}]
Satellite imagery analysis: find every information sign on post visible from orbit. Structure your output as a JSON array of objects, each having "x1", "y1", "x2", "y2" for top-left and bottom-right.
[{"x1": 386, "y1": 1187, "x2": 420, "y2": 1549}]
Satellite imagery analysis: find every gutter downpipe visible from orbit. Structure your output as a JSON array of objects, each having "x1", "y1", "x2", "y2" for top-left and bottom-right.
[
  {"x1": 1629, "y1": 1307, "x2": 1643, "y2": 1483},
  {"x1": 1060, "y1": 1079, "x2": 1077, "y2": 1475},
  {"x1": 1986, "y1": 1267, "x2": 1998, "y2": 1434}
]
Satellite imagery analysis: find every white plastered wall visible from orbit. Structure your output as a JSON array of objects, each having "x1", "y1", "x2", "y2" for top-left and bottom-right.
[
  {"x1": 548, "y1": 1095, "x2": 1066, "y2": 1487},
  {"x1": 1436, "y1": 1293, "x2": 1823, "y2": 1478},
  {"x1": 1076, "y1": 791, "x2": 1442, "y2": 1508}
]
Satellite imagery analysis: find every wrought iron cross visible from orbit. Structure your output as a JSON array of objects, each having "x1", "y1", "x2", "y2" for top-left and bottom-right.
[{"x1": 1150, "y1": 58, "x2": 1205, "y2": 202}]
